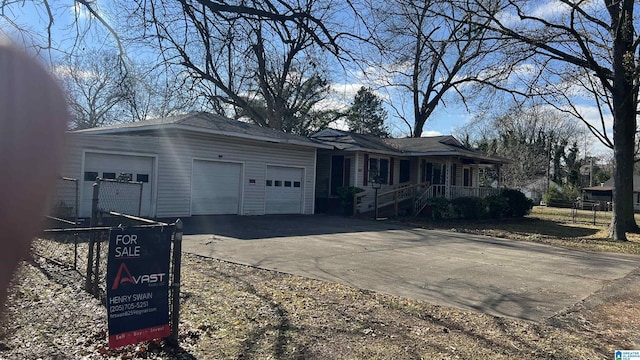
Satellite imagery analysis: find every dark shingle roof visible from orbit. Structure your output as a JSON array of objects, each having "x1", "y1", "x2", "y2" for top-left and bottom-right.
[
  {"x1": 310, "y1": 128, "x2": 400, "y2": 154},
  {"x1": 72, "y1": 112, "x2": 329, "y2": 148},
  {"x1": 311, "y1": 129, "x2": 508, "y2": 164}
]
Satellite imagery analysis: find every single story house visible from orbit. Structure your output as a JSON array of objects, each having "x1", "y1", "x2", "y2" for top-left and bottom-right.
[
  {"x1": 52, "y1": 112, "x2": 330, "y2": 219},
  {"x1": 311, "y1": 129, "x2": 509, "y2": 215},
  {"x1": 520, "y1": 177, "x2": 561, "y2": 205},
  {"x1": 582, "y1": 176, "x2": 640, "y2": 211}
]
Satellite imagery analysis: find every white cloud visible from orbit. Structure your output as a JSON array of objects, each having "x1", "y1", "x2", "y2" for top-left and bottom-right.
[
  {"x1": 329, "y1": 83, "x2": 362, "y2": 102},
  {"x1": 531, "y1": 1, "x2": 571, "y2": 19},
  {"x1": 52, "y1": 64, "x2": 95, "y2": 80}
]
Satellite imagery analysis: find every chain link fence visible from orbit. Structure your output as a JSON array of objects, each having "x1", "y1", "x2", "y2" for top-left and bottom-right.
[
  {"x1": 39, "y1": 175, "x2": 184, "y2": 345},
  {"x1": 36, "y1": 176, "x2": 82, "y2": 270},
  {"x1": 97, "y1": 176, "x2": 144, "y2": 218}
]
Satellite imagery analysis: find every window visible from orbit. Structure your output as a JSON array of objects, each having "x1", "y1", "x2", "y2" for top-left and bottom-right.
[
  {"x1": 117, "y1": 173, "x2": 132, "y2": 181},
  {"x1": 451, "y1": 164, "x2": 457, "y2": 186},
  {"x1": 275, "y1": 180, "x2": 282, "y2": 187},
  {"x1": 293, "y1": 181, "x2": 301, "y2": 188},
  {"x1": 368, "y1": 157, "x2": 389, "y2": 184},
  {"x1": 84, "y1": 171, "x2": 98, "y2": 181},
  {"x1": 137, "y1": 174, "x2": 149, "y2": 183},
  {"x1": 399, "y1": 160, "x2": 410, "y2": 183},
  {"x1": 284, "y1": 181, "x2": 292, "y2": 187},
  {"x1": 422, "y1": 161, "x2": 433, "y2": 183},
  {"x1": 103, "y1": 172, "x2": 116, "y2": 180},
  {"x1": 463, "y1": 168, "x2": 472, "y2": 187},
  {"x1": 266, "y1": 180, "x2": 273, "y2": 186}
]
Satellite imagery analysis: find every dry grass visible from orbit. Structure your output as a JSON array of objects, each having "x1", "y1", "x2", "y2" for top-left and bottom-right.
[
  {"x1": 1, "y1": 254, "x2": 631, "y2": 359},
  {"x1": 405, "y1": 206, "x2": 640, "y2": 254},
  {"x1": 2, "y1": 209, "x2": 640, "y2": 359}
]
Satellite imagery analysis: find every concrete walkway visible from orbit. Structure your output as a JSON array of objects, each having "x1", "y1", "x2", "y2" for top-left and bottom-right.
[{"x1": 181, "y1": 215, "x2": 640, "y2": 322}]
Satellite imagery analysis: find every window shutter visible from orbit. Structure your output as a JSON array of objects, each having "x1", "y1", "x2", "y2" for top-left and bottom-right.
[
  {"x1": 363, "y1": 154, "x2": 369, "y2": 186},
  {"x1": 389, "y1": 158, "x2": 395, "y2": 185}
]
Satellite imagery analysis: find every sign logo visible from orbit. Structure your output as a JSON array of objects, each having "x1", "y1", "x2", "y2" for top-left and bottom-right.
[
  {"x1": 615, "y1": 350, "x2": 640, "y2": 360},
  {"x1": 111, "y1": 263, "x2": 167, "y2": 290}
]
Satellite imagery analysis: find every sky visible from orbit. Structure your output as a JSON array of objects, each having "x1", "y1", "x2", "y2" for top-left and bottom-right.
[{"x1": 1, "y1": 0, "x2": 615, "y2": 158}]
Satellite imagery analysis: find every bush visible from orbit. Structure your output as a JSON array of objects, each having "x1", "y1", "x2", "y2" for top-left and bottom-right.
[
  {"x1": 450, "y1": 197, "x2": 485, "y2": 219},
  {"x1": 336, "y1": 186, "x2": 364, "y2": 215},
  {"x1": 484, "y1": 195, "x2": 509, "y2": 219},
  {"x1": 425, "y1": 197, "x2": 450, "y2": 219},
  {"x1": 543, "y1": 184, "x2": 562, "y2": 204},
  {"x1": 500, "y1": 188, "x2": 533, "y2": 217}
]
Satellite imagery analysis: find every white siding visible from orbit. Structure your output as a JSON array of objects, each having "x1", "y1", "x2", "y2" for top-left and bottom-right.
[{"x1": 59, "y1": 132, "x2": 317, "y2": 218}]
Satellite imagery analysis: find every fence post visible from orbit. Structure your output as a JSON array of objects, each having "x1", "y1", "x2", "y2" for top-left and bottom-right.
[
  {"x1": 138, "y1": 182, "x2": 143, "y2": 217},
  {"x1": 169, "y1": 219, "x2": 183, "y2": 346},
  {"x1": 93, "y1": 210, "x2": 103, "y2": 298},
  {"x1": 74, "y1": 178, "x2": 79, "y2": 270},
  {"x1": 593, "y1": 204, "x2": 597, "y2": 225},
  {"x1": 86, "y1": 181, "x2": 100, "y2": 293}
]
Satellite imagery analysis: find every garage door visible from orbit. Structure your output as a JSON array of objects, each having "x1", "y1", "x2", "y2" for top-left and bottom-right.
[
  {"x1": 265, "y1": 166, "x2": 303, "y2": 214},
  {"x1": 191, "y1": 160, "x2": 242, "y2": 215},
  {"x1": 81, "y1": 153, "x2": 154, "y2": 217}
]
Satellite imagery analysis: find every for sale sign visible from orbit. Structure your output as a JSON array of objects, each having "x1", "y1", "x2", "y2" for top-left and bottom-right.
[{"x1": 106, "y1": 227, "x2": 172, "y2": 348}]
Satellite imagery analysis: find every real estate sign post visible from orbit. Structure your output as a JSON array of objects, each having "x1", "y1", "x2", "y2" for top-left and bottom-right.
[{"x1": 106, "y1": 227, "x2": 172, "y2": 348}]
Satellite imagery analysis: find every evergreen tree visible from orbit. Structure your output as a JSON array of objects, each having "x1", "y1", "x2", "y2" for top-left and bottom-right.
[{"x1": 346, "y1": 87, "x2": 390, "y2": 137}]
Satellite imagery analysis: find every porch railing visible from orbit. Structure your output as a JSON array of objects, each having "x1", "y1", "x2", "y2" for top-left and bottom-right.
[
  {"x1": 354, "y1": 183, "x2": 501, "y2": 216},
  {"x1": 353, "y1": 182, "x2": 429, "y2": 215}
]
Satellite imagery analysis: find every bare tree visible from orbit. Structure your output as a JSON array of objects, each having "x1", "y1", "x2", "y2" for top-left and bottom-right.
[
  {"x1": 121, "y1": 61, "x2": 199, "y2": 122},
  {"x1": 457, "y1": 0, "x2": 639, "y2": 240},
  {"x1": 362, "y1": 0, "x2": 510, "y2": 137},
  {"x1": 120, "y1": 0, "x2": 345, "y2": 133},
  {"x1": 461, "y1": 104, "x2": 584, "y2": 190},
  {"x1": 57, "y1": 50, "x2": 131, "y2": 129},
  {"x1": 0, "y1": 0, "x2": 125, "y2": 58}
]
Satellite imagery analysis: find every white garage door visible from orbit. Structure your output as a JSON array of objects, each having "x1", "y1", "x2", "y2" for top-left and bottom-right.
[
  {"x1": 265, "y1": 166, "x2": 303, "y2": 214},
  {"x1": 191, "y1": 160, "x2": 242, "y2": 215},
  {"x1": 81, "y1": 153, "x2": 154, "y2": 217}
]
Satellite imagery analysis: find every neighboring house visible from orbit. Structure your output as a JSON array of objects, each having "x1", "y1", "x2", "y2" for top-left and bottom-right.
[
  {"x1": 52, "y1": 112, "x2": 330, "y2": 218},
  {"x1": 519, "y1": 177, "x2": 560, "y2": 205},
  {"x1": 582, "y1": 176, "x2": 640, "y2": 211},
  {"x1": 311, "y1": 129, "x2": 510, "y2": 215}
]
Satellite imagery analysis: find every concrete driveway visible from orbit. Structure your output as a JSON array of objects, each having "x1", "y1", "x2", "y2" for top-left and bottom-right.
[{"x1": 181, "y1": 214, "x2": 640, "y2": 322}]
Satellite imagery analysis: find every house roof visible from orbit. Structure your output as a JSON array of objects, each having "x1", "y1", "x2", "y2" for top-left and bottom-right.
[
  {"x1": 584, "y1": 175, "x2": 640, "y2": 192},
  {"x1": 310, "y1": 128, "x2": 401, "y2": 155},
  {"x1": 72, "y1": 112, "x2": 331, "y2": 149},
  {"x1": 583, "y1": 185, "x2": 613, "y2": 192},
  {"x1": 311, "y1": 129, "x2": 508, "y2": 164}
]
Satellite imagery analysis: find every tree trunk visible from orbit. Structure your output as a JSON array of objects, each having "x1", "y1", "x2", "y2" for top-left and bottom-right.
[{"x1": 609, "y1": 0, "x2": 638, "y2": 240}]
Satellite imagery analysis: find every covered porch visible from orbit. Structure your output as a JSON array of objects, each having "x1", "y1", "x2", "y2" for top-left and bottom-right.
[
  {"x1": 311, "y1": 130, "x2": 509, "y2": 216},
  {"x1": 352, "y1": 157, "x2": 502, "y2": 216}
]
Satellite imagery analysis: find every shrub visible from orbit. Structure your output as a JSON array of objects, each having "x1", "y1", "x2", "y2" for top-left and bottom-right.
[
  {"x1": 543, "y1": 183, "x2": 580, "y2": 204},
  {"x1": 501, "y1": 188, "x2": 533, "y2": 217},
  {"x1": 543, "y1": 184, "x2": 562, "y2": 204},
  {"x1": 484, "y1": 195, "x2": 509, "y2": 219},
  {"x1": 425, "y1": 197, "x2": 450, "y2": 219},
  {"x1": 336, "y1": 186, "x2": 364, "y2": 215},
  {"x1": 450, "y1": 197, "x2": 485, "y2": 219}
]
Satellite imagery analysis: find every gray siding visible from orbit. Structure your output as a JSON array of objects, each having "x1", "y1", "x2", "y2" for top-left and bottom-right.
[{"x1": 60, "y1": 132, "x2": 317, "y2": 217}]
